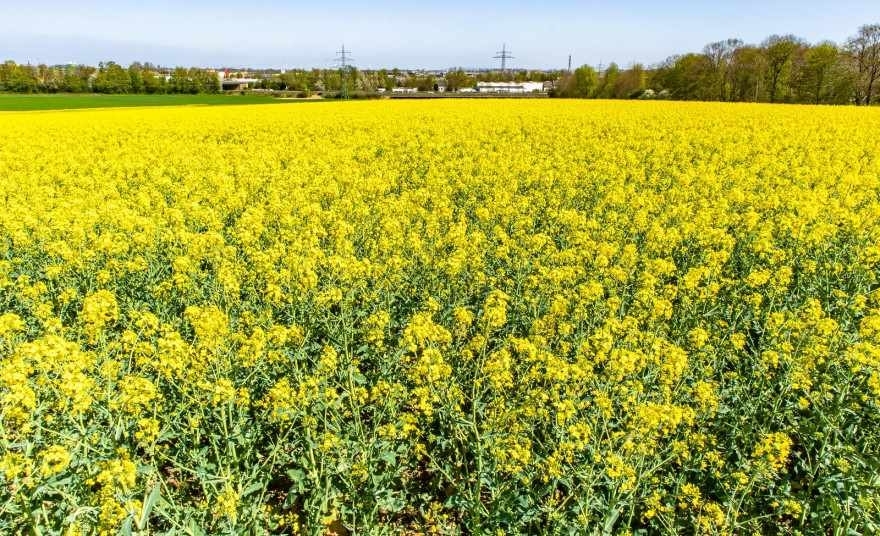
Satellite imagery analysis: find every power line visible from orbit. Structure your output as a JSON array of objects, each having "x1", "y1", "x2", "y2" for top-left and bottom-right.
[
  {"x1": 335, "y1": 44, "x2": 355, "y2": 99},
  {"x1": 335, "y1": 44, "x2": 354, "y2": 69},
  {"x1": 493, "y1": 43, "x2": 514, "y2": 74}
]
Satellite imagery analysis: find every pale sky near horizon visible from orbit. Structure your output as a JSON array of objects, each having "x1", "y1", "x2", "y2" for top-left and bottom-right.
[{"x1": 0, "y1": 1, "x2": 876, "y2": 69}]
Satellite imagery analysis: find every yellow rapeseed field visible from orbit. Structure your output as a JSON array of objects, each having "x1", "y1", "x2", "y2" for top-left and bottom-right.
[{"x1": 1, "y1": 100, "x2": 879, "y2": 534}]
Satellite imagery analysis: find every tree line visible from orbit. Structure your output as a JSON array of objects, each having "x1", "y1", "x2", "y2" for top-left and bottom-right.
[
  {"x1": 0, "y1": 61, "x2": 220, "y2": 94},
  {"x1": 557, "y1": 23, "x2": 880, "y2": 104},
  {"x1": 0, "y1": 61, "x2": 539, "y2": 96},
  {"x1": 2, "y1": 22, "x2": 878, "y2": 104},
  {"x1": 255, "y1": 68, "x2": 558, "y2": 94}
]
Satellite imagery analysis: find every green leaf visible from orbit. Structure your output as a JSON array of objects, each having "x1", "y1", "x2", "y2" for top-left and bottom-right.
[
  {"x1": 242, "y1": 481, "x2": 264, "y2": 497},
  {"x1": 286, "y1": 468, "x2": 306, "y2": 492},
  {"x1": 602, "y1": 507, "x2": 620, "y2": 536},
  {"x1": 137, "y1": 484, "x2": 161, "y2": 530},
  {"x1": 187, "y1": 519, "x2": 206, "y2": 536},
  {"x1": 120, "y1": 517, "x2": 133, "y2": 536}
]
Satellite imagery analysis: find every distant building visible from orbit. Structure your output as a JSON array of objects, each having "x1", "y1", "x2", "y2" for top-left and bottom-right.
[
  {"x1": 476, "y1": 81, "x2": 544, "y2": 94},
  {"x1": 221, "y1": 77, "x2": 261, "y2": 91},
  {"x1": 391, "y1": 87, "x2": 417, "y2": 94}
]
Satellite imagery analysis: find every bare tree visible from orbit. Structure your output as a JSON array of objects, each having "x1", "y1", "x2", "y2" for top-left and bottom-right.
[
  {"x1": 846, "y1": 24, "x2": 880, "y2": 105},
  {"x1": 703, "y1": 38, "x2": 743, "y2": 100}
]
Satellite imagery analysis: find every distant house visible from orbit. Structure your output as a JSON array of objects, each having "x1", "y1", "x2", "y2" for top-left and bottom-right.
[
  {"x1": 221, "y1": 77, "x2": 261, "y2": 91},
  {"x1": 476, "y1": 81, "x2": 544, "y2": 94},
  {"x1": 391, "y1": 87, "x2": 417, "y2": 94}
]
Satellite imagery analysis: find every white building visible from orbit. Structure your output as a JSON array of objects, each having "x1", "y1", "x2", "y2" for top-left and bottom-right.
[
  {"x1": 220, "y1": 77, "x2": 261, "y2": 91},
  {"x1": 476, "y1": 81, "x2": 545, "y2": 94}
]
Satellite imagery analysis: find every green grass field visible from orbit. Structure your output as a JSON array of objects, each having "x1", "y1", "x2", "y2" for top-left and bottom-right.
[{"x1": 0, "y1": 93, "x2": 292, "y2": 111}]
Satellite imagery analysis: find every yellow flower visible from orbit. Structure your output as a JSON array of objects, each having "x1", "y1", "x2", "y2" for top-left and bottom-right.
[
  {"x1": 3, "y1": 97, "x2": 880, "y2": 535},
  {"x1": 363, "y1": 310, "x2": 391, "y2": 350},
  {"x1": 317, "y1": 345, "x2": 339, "y2": 374},
  {"x1": 135, "y1": 417, "x2": 160, "y2": 445},
  {"x1": 212, "y1": 378, "x2": 237, "y2": 405},
  {"x1": 688, "y1": 327, "x2": 709, "y2": 349},
  {"x1": 81, "y1": 290, "x2": 118, "y2": 341},
  {"x1": 214, "y1": 482, "x2": 239, "y2": 522},
  {"x1": 185, "y1": 305, "x2": 229, "y2": 345},
  {"x1": 679, "y1": 482, "x2": 702, "y2": 509},
  {"x1": 745, "y1": 269, "x2": 771, "y2": 288},
  {"x1": 39, "y1": 445, "x2": 71, "y2": 477},
  {"x1": 114, "y1": 375, "x2": 159, "y2": 415},
  {"x1": 0, "y1": 312, "x2": 25, "y2": 336},
  {"x1": 752, "y1": 432, "x2": 792, "y2": 473},
  {"x1": 482, "y1": 290, "x2": 510, "y2": 331},
  {"x1": 0, "y1": 452, "x2": 30, "y2": 481},
  {"x1": 452, "y1": 306, "x2": 474, "y2": 338}
]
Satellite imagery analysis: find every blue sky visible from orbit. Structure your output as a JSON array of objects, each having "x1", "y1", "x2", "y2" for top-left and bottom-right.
[{"x1": 0, "y1": 1, "x2": 876, "y2": 69}]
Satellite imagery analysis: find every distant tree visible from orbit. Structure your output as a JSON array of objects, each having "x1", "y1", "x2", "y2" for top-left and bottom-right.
[
  {"x1": 728, "y1": 46, "x2": 766, "y2": 101},
  {"x1": 169, "y1": 67, "x2": 192, "y2": 93},
  {"x1": 13, "y1": 63, "x2": 38, "y2": 93},
  {"x1": 795, "y1": 42, "x2": 841, "y2": 104},
  {"x1": 323, "y1": 70, "x2": 341, "y2": 91},
  {"x1": 285, "y1": 70, "x2": 317, "y2": 93},
  {"x1": 60, "y1": 65, "x2": 93, "y2": 93},
  {"x1": 615, "y1": 64, "x2": 646, "y2": 98},
  {"x1": 191, "y1": 68, "x2": 220, "y2": 93},
  {"x1": 556, "y1": 65, "x2": 599, "y2": 97},
  {"x1": 846, "y1": 24, "x2": 880, "y2": 104},
  {"x1": 597, "y1": 62, "x2": 620, "y2": 98},
  {"x1": 280, "y1": 70, "x2": 297, "y2": 91},
  {"x1": 445, "y1": 68, "x2": 473, "y2": 91},
  {"x1": 404, "y1": 73, "x2": 435, "y2": 91},
  {"x1": 94, "y1": 61, "x2": 132, "y2": 93},
  {"x1": 703, "y1": 38, "x2": 743, "y2": 100},
  {"x1": 34, "y1": 64, "x2": 60, "y2": 92},
  {"x1": 309, "y1": 69, "x2": 322, "y2": 91},
  {"x1": 654, "y1": 54, "x2": 715, "y2": 100},
  {"x1": 417, "y1": 74, "x2": 435, "y2": 91},
  {"x1": 576, "y1": 65, "x2": 600, "y2": 97},
  {"x1": 344, "y1": 66, "x2": 360, "y2": 91},
  {"x1": 0, "y1": 60, "x2": 14, "y2": 90},
  {"x1": 762, "y1": 35, "x2": 805, "y2": 102},
  {"x1": 142, "y1": 69, "x2": 166, "y2": 94},
  {"x1": 0, "y1": 61, "x2": 38, "y2": 92},
  {"x1": 376, "y1": 68, "x2": 394, "y2": 91},
  {"x1": 128, "y1": 63, "x2": 145, "y2": 93},
  {"x1": 262, "y1": 74, "x2": 285, "y2": 90}
]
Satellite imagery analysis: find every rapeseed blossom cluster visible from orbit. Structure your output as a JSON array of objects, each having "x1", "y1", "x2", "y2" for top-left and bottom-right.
[{"x1": 0, "y1": 100, "x2": 879, "y2": 533}]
